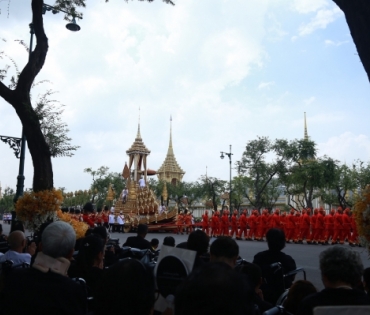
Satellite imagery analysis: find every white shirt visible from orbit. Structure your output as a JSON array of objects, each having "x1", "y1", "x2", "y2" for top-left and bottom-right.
[
  {"x1": 138, "y1": 178, "x2": 145, "y2": 187},
  {"x1": 117, "y1": 215, "x2": 125, "y2": 225},
  {"x1": 122, "y1": 189, "x2": 128, "y2": 196},
  {"x1": 0, "y1": 250, "x2": 31, "y2": 266},
  {"x1": 109, "y1": 214, "x2": 115, "y2": 224}
]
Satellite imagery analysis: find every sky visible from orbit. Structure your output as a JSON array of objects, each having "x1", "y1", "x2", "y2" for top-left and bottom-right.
[{"x1": 0, "y1": 0, "x2": 369, "y2": 193}]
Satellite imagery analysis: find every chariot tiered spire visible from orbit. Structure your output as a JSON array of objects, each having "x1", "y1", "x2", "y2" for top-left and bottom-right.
[{"x1": 157, "y1": 116, "x2": 185, "y2": 185}]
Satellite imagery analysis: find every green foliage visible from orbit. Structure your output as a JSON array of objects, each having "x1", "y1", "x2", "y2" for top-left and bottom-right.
[
  {"x1": 0, "y1": 187, "x2": 15, "y2": 213},
  {"x1": 199, "y1": 176, "x2": 227, "y2": 211},
  {"x1": 84, "y1": 166, "x2": 126, "y2": 208}
]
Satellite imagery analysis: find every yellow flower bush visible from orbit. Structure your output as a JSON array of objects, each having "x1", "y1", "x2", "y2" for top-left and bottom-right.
[
  {"x1": 15, "y1": 189, "x2": 63, "y2": 231},
  {"x1": 16, "y1": 189, "x2": 88, "y2": 239},
  {"x1": 57, "y1": 210, "x2": 88, "y2": 239},
  {"x1": 354, "y1": 185, "x2": 370, "y2": 254}
]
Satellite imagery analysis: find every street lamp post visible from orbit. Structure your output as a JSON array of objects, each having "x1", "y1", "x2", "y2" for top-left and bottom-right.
[{"x1": 220, "y1": 144, "x2": 233, "y2": 212}]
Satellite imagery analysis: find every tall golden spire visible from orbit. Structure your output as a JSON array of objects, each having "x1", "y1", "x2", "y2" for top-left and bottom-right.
[
  {"x1": 157, "y1": 116, "x2": 185, "y2": 185},
  {"x1": 304, "y1": 112, "x2": 309, "y2": 140}
]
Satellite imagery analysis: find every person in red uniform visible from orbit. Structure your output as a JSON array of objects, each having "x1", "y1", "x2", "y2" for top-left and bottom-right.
[
  {"x1": 332, "y1": 207, "x2": 344, "y2": 244},
  {"x1": 220, "y1": 209, "x2": 229, "y2": 236},
  {"x1": 230, "y1": 210, "x2": 239, "y2": 239},
  {"x1": 82, "y1": 202, "x2": 96, "y2": 228},
  {"x1": 314, "y1": 207, "x2": 325, "y2": 244},
  {"x1": 281, "y1": 211, "x2": 287, "y2": 235},
  {"x1": 271, "y1": 209, "x2": 281, "y2": 229},
  {"x1": 310, "y1": 208, "x2": 318, "y2": 244},
  {"x1": 300, "y1": 209, "x2": 311, "y2": 244},
  {"x1": 237, "y1": 210, "x2": 248, "y2": 240},
  {"x1": 176, "y1": 211, "x2": 184, "y2": 235},
  {"x1": 342, "y1": 207, "x2": 352, "y2": 243},
  {"x1": 324, "y1": 209, "x2": 335, "y2": 244},
  {"x1": 293, "y1": 211, "x2": 301, "y2": 243},
  {"x1": 248, "y1": 210, "x2": 258, "y2": 240},
  {"x1": 184, "y1": 210, "x2": 193, "y2": 234},
  {"x1": 214, "y1": 211, "x2": 221, "y2": 237},
  {"x1": 102, "y1": 206, "x2": 109, "y2": 230},
  {"x1": 286, "y1": 209, "x2": 296, "y2": 243},
  {"x1": 201, "y1": 210, "x2": 210, "y2": 236},
  {"x1": 258, "y1": 209, "x2": 269, "y2": 241}
]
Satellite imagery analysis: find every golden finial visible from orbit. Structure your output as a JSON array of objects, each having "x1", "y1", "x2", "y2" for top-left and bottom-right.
[{"x1": 304, "y1": 112, "x2": 309, "y2": 141}]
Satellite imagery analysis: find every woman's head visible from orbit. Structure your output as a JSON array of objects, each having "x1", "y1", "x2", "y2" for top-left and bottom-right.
[{"x1": 76, "y1": 234, "x2": 105, "y2": 270}]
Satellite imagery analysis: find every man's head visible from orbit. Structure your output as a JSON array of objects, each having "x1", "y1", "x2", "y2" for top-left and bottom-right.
[
  {"x1": 266, "y1": 228, "x2": 286, "y2": 252},
  {"x1": 175, "y1": 262, "x2": 253, "y2": 315},
  {"x1": 41, "y1": 221, "x2": 76, "y2": 259},
  {"x1": 163, "y1": 236, "x2": 175, "y2": 247},
  {"x1": 8, "y1": 230, "x2": 26, "y2": 252},
  {"x1": 150, "y1": 238, "x2": 159, "y2": 250},
  {"x1": 187, "y1": 230, "x2": 209, "y2": 257},
  {"x1": 137, "y1": 224, "x2": 148, "y2": 237},
  {"x1": 238, "y1": 262, "x2": 263, "y2": 290},
  {"x1": 210, "y1": 236, "x2": 239, "y2": 267},
  {"x1": 320, "y1": 246, "x2": 364, "y2": 288}
]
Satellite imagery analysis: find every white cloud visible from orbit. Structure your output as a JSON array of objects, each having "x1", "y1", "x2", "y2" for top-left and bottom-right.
[
  {"x1": 304, "y1": 97, "x2": 316, "y2": 105},
  {"x1": 298, "y1": 7, "x2": 342, "y2": 37},
  {"x1": 324, "y1": 39, "x2": 349, "y2": 47},
  {"x1": 258, "y1": 81, "x2": 275, "y2": 90},
  {"x1": 292, "y1": 0, "x2": 328, "y2": 14},
  {"x1": 319, "y1": 133, "x2": 370, "y2": 163}
]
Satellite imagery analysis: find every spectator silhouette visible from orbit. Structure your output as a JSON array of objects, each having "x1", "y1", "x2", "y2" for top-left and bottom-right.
[
  {"x1": 175, "y1": 262, "x2": 254, "y2": 315},
  {"x1": 253, "y1": 228, "x2": 297, "y2": 304},
  {"x1": 0, "y1": 221, "x2": 87, "y2": 315},
  {"x1": 297, "y1": 246, "x2": 370, "y2": 315},
  {"x1": 94, "y1": 259, "x2": 155, "y2": 315},
  {"x1": 283, "y1": 280, "x2": 317, "y2": 315},
  {"x1": 209, "y1": 236, "x2": 239, "y2": 267}
]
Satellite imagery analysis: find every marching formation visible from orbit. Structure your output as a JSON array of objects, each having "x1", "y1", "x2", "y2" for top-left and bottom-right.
[{"x1": 194, "y1": 206, "x2": 359, "y2": 246}]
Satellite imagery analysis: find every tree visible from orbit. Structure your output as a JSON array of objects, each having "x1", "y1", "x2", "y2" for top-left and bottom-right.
[
  {"x1": 319, "y1": 163, "x2": 357, "y2": 209},
  {"x1": 238, "y1": 136, "x2": 287, "y2": 211},
  {"x1": 231, "y1": 175, "x2": 249, "y2": 211},
  {"x1": 0, "y1": 0, "x2": 174, "y2": 192},
  {"x1": 199, "y1": 176, "x2": 227, "y2": 211},
  {"x1": 333, "y1": 0, "x2": 370, "y2": 83},
  {"x1": 84, "y1": 166, "x2": 126, "y2": 208},
  {"x1": 0, "y1": 187, "x2": 15, "y2": 213}
]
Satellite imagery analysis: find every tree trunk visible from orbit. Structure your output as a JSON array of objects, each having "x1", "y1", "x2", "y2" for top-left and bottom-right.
[
  {"x1": 333, "y1": 0, "x2": 370, "y2": 82},
  {"x1": 0, "y1": 0, "x2": 53, "y2": 192}
]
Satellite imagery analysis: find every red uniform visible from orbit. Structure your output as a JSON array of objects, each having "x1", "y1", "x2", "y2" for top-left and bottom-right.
[
  {"x1": 220, "y1": 211, "x2": 230, "y2": 236},
  {"x1": 257, "y1": 210, "x2": 269, "y2": 240},
  {"x1": 211, "y1": 212, "x2": 220, "y2": 237},
  {"x1": 342, "y1": 208, "x2": 351, "y2": 242},
  {"x1": 324, "y1": 210, "x2": 335, "y2": 243},
  {"x1": 248, "y1": 211, "x2": 258, "y2": 240},
  {"x1": 177, "y1": 212, "x2": 184, "y2": 234},
  {"x1": 184, "y1": 212, "x2": 193, "y2": 234},
  {"x1": 314, "y1": 209, "x2": 325, "y2": 243},
  {"x1": 293, "y1": 212, "x2": 301, "y2": 242},
  {"x1": 271, "y1": 209, "x2": 281, "y2": 229},
  {"x1": 286, "y1": 210, "x2": 296, "y2": 242},
  {"x1": 332, "y1": 207, "x2": 344, "y2": 244},
  {"x1": 230, "y1": 211, "x2": 239, "y2": 238},
  {"x1": 300, "y1": 209, "x2": 311, "y2": 243},
  {"x1": 238, "y1": 211, "x2": 248, "y2": 239},
  {"x1": 202, "y1": 211, "x2": 210, "y2": 235},
  {"x1": 310, "y1": 209, "x2": 318, "y2": 243},
  {"x1": 82, "y1": 213, "x2": 95, "y2": 228}
]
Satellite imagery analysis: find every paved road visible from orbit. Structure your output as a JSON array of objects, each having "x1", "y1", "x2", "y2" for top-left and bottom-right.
[
  {"x1": 108, "y1": 229, "x2": 370, "y2": 291},
  {"x1": 4, "y1": 222, "x2": 369, "y2": 291}
]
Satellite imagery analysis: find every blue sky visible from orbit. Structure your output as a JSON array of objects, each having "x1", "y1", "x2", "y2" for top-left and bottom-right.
[{"x1": 0, "y1": 0, "x2": 369, "y2": 193}]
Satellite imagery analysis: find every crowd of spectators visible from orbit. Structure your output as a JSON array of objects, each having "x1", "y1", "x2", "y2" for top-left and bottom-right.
[{"x1": 0, "y1": 219, "x2": 369, "y2": 315}]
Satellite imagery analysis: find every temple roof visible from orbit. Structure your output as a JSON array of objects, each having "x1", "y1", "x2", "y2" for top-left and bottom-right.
[
  {"x1": 126, "y1": 123, "x2": 151, "y2": 155},
  {"x1": 157, "y1": 118, "x2": 185, "y2": 175}
]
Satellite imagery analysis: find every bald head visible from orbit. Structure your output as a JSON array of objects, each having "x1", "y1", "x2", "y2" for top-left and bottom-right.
[{"x1": 8, "y1": 231, "x2": 26, "y2": 252}]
